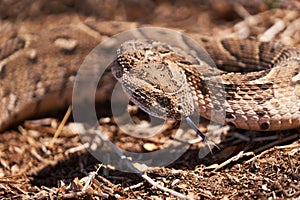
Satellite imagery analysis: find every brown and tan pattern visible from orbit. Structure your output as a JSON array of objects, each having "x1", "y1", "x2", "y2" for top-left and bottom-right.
[
  {"x1": 0, "y1": 17, "x2": 299, "y2": 132},
  {"x1": 112, "y1": 38, "x2": 300, "y2": 131},
  {"x1": 0, "y1": 2, "x2": 300, "y2": 198}
]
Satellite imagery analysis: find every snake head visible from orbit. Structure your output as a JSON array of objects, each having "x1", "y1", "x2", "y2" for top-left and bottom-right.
[{"x1": 111, "y1": 40, "x2": 199, "y2": 120}]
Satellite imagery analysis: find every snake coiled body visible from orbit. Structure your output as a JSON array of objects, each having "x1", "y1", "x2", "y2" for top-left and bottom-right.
[{"x1": 0, "y1": 21, "x2": 300, "y2": 132}]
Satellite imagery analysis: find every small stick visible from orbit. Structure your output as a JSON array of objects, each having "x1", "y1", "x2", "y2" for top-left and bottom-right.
[
  {"x1": 49, "y1": 106, "x2": 72, "y2": 147},
  {"x1": 93, "y1": 130, "x2": 193, "y2": 199}
]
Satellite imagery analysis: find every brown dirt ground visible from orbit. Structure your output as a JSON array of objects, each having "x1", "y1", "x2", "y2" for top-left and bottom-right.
[{"x1": 0, "y1": 0, "x2": 300, "y2": 199}]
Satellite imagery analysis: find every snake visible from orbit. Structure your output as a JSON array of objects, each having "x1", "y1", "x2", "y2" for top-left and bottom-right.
[{"x1": 0, "y1": 20, "x2": 300, "y2": 132}]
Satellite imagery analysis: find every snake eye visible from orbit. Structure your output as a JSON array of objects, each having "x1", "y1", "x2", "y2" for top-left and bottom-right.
[{"x1": 156, "y1": 96, "x2": 171, "y2": 107}]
